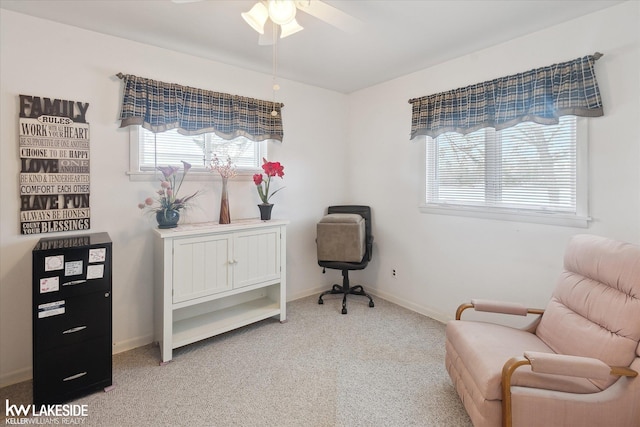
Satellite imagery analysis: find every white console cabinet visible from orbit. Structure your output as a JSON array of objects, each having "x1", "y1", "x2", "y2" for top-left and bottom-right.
[{"x1": 154, "y1": 219, "x2": 288, "y2": 363}]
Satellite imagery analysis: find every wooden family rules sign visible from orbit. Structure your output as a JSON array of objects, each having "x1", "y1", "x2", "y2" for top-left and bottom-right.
[{"x1": 19, "y1": 94, "x2": 91, "y2": 235}]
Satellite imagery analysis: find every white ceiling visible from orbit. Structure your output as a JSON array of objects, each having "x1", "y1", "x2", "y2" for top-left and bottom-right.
[{"x1": 0, "y1": 0, "x2": 625, "y2": 93}]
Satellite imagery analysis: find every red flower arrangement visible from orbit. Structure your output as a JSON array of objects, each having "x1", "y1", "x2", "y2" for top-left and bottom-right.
[{"x1": 253, "y1": 158, "x2": 285, "y2": 204}]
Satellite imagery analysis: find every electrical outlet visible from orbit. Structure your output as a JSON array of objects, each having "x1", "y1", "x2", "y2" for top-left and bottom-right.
[{"x1": 392, "y1": 268, "x2": 397, "y2": 279}]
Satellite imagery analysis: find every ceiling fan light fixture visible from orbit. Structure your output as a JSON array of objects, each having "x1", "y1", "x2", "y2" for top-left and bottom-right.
[
  {"x1": 268, "y1": 0, "x2": 297, "y2": 25},
  {"x1": 241, "y1": 2, "x2": 269, "y2": 34},
  {"x1": 279, "y1": 18, "x2": 303, "y2": 39}
]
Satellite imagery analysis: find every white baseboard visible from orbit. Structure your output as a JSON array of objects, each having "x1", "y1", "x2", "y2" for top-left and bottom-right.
[
  {"x1": 287, "y1": 285, "x2": 328, "y2": 302},
  {"x1": 0, "y1": 366, "x2": 32, "y2": 389},
  {"x1": 287, "y1": 284, "x2": 451, "y2": 325},
  {"x1": 112, "y1": 333, "x2": 154, "y2": 355},
  {"x1": 365, "y1": 288, "x2": 451, "y2": 324}
]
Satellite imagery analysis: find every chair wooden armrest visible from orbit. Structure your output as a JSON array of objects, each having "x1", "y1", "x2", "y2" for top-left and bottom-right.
[
  {"x1": 455, "y1": 299, "x2": 545, "y2": 320},
  {"x1": 501, "y1": 354, "x2": 638, "y2": 427}
]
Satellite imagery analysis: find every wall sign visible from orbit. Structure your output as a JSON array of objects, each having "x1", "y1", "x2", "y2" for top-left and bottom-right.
[{"x1": 18, "y1": 94, "x2": 91, "y2": 235}]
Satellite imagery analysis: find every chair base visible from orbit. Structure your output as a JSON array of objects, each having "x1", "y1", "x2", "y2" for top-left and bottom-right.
[{"x1": 317, "y1": 270, "x2": 374, "y2": 314}]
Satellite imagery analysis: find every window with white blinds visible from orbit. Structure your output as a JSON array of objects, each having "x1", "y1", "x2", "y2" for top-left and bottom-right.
[
  {"x1": 424, "y1": 116, "x2": 589, "y2": 226},
  {"x1": 134, "y1": 127, "x2": 265, "y2": 173}
]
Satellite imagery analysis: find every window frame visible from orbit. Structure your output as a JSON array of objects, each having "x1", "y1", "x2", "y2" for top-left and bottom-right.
[
  {"x1": 419, "y1": 117, "x2": 590, "y2": 228},
  {"x1": 127, "y1": 126, "x2": 266, "y2": 182}
]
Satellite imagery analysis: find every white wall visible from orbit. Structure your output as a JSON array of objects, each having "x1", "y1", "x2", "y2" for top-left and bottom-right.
[
  {"x1": 348, "y1": 1, "x2": 640, "y2": 322},
  {"x1": 2, "y1": 2, "x2": 639, "y2": 388},
  {"x1": 0, "y1": 10, "x2": 348, "y2": 386}
]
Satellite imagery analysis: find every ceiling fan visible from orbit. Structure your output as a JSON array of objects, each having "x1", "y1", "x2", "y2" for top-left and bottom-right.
[{"x1": 173, "y1": 0, "x2": 363, "y2": 45}]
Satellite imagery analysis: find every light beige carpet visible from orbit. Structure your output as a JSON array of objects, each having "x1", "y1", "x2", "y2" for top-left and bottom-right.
[{"x1": 1, "y1": 295, "x2": 472, "y2": 426}]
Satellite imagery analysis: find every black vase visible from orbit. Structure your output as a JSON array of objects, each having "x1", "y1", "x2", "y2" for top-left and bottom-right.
[
  {"x1": 258, "y1": 203, "x2": 274, "y2": 220},
  {"x1": 156, "y1": 209, "x2": 180, "y2": 228}
]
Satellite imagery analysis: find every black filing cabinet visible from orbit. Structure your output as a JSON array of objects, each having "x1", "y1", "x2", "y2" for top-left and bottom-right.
[{"x1": 32, "y1": 232, "x2": 112, "y2": 405}]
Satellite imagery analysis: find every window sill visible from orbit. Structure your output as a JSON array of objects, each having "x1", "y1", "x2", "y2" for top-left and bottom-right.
[
  {"x1": 419, "y1": 204, "x2": 590, "y2": 228},
  {"x1": 126, "y1": 170, "x2": 259, "y2": 182}
]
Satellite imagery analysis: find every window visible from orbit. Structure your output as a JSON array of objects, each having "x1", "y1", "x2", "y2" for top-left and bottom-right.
[
  {"x1": 129, "y1": 127, "x2": 265, "y2": 178},
  {"x1": 422, "y1": 116, "x2": 589, "y2": 227}
]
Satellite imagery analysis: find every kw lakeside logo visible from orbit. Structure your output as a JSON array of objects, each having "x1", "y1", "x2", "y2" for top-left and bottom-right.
[{"x1": 4, "y1": 400, "x2": 88, "y2": 425}]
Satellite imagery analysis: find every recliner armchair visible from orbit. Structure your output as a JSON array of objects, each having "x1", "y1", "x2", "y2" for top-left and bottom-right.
[
  {"x1": 316, "y1": 205, "x2": 375, "y2": 314},
  {"x1": 445, "y1": 234, "x2": 640, "y2": 427}
]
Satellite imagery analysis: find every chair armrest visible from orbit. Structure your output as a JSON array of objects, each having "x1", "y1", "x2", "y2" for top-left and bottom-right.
[
  {"x1": 523, "y1": 351, "x2": 638, "y2": 380},
  {"x1": 500, "y1": 353, "x2": 638, "y2": 427},
  {"x1": 455, "y1": 299, "x2": 545, "y2": 320}
]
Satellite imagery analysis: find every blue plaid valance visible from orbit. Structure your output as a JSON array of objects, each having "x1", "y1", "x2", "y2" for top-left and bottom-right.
[
  {"x1": 408, "y1": 53, "x2": 603, "y2": 139},
  {"x1": 117, "y1": 73, "x2": 284, "y2": 142}
]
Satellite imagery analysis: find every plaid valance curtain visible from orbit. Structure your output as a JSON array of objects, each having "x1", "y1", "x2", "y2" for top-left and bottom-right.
[
  {"x1": 408, "y1": 53, "x2": 603, "y2": 140},
  {"x1": 117, "y1": 73, "x2": 284, "y2": 142}
]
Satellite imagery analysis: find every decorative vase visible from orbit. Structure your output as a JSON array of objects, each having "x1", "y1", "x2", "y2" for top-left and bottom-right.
[
  {"x1": 219, "y1": 177, "x2": 230, "y2": 224},
  {"x1": 258, "y1": 203, "x2": 274, "y2": 221},
  {"x1": 156, "y1": 209, "x2": 180, "y2": 229}
]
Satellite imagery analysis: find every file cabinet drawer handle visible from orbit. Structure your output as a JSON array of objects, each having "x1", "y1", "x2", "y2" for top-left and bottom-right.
[
  {"x1": 62, "y1": 326, "x2": 87, "y2": 334},
  {"x1": 62, "y1": 279, "x2": 87, "y2": 287},
  {"x1": 63, "y1": 372, "x2": 87, "y2": 382}
]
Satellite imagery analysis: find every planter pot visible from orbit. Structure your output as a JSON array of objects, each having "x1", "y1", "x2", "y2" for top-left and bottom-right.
[
  {"x1": 156, "y1": 209, "x2": 180, "y2": 229},
  {"x1": 258, "y1": 203, "x2": 274, "y2": 221}
]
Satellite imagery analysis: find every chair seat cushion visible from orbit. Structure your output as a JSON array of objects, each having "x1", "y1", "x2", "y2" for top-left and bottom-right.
[
  {"x1": 317, "y1": 213, "x2": 365, "y2": 262},
  {"x1": 446, "y1": 320, "x2": 600, "y2": 401}
]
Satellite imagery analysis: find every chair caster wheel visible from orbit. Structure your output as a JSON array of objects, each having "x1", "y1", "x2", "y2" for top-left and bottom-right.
[
  {"x1": 369, "y1": 301, "x2": 374, "y2": 308},
  {"x1": 318, "y1": 298, "x2": 324, "y2": 305},
  {"x1": 342, "y1": 308, "x2": 347, "y2": 314}
]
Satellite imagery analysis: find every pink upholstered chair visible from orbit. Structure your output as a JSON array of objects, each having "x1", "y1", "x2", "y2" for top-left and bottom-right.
[{"x1": 445, "y1": 234, "x2": 640, "y2": 427}]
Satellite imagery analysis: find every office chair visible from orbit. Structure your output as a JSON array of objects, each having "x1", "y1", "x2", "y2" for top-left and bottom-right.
[{"x1": 316, "y1": 205, "x2": 374, "y2": 314}]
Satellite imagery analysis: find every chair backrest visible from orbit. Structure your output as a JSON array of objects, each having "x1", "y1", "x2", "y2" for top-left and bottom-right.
[
  {"x1": 327, "y1": 205, "x2": 372, "y2": 261},
  {"x1": 535, "y1": 234, "x2": 640, "y2": 390}
]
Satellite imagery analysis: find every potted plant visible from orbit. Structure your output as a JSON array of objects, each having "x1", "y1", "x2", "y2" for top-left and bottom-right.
[
  {"x1": 138, "y1": 161, "x2": 198, "y2": 228},
  {"x1": 253, "y1": 158, "x2": 285, "y2": 220}
]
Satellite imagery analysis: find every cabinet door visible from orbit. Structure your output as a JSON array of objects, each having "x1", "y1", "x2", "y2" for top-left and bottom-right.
[
  {"x1": 172, "y1": 234, "x2": 232, "y2": 304},
  {"x1": 233, "y1": 227, "x2": 281, "y2": 289}
]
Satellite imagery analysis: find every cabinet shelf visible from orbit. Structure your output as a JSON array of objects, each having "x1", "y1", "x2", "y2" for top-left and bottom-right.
[{"x1": 173, "y1": 297, "x2": 280, "y2": 349}]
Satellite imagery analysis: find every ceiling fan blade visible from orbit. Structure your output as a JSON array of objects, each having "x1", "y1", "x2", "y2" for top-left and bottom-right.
[{"x1": 295, "y1": 0, "x2": 363, "y2": 33}]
